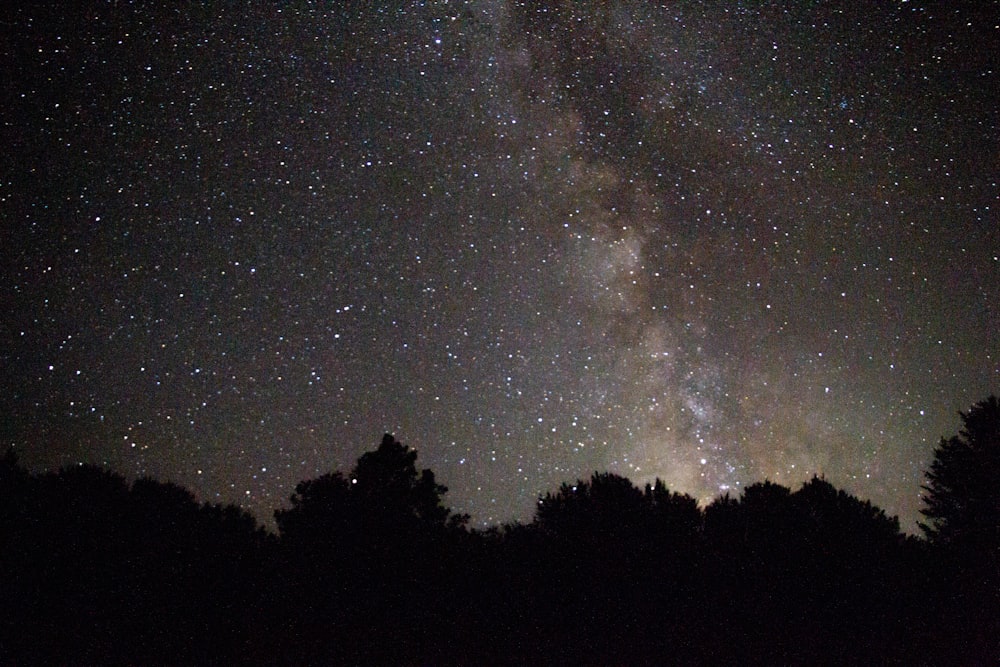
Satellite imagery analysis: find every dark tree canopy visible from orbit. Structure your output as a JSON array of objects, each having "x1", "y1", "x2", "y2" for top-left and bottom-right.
[
  {"x1": 535, "y1": 472, "x2": 702, "y2": 548},
  {"x1": 644, "y1": 478, "x2": 702, "y2": 536},
  {"x1": 275, "y1": 434, "x2": 463, "y2": 545},
  {"x1": 795, "y1": 475, "x2": 901, "y2": 542},
  {"x1": 353, "y1": 433, "x2": 452, "y2": 526},
  {"x1": 535, "y1": 471, "x2": 645, "y2": 535},
  {"x1": 4, "y1": 412, "x2": 997, "y2": 665},
  {"x1": 274, "y1": 471, "x2": 354, "y2": 546},
  {"x1": 0, "y1": 449, "x2": 271, "y2": 666},
  {"x1": 920, "y1": 395, "x2": 1000, "y2": 553}
]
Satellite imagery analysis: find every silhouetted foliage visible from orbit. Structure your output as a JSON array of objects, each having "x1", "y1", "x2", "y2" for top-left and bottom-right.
[
  {"x1": 921, "y1": 395, "x2": 1000, "y2": 553},
  {"x1": 354, "y1": 433, "x2": 457, "y2": 528},
  {"x1": 271, "y1": 434, "x2": 470, "y2": 664},
  {"x1": 919, "y1": 396, "x2": 1000, "y2": 664},
  {"x1": 644, "y1": 478, "x2": 702, "y2": 537},
  {"x1": 274, "y1": 470, "x2": 354, "y2": 546},
  {"x1": 0, "y1": 451, "x2": 272, "y2": 665},
  {"x1": 535, "y1": 471, "x2": 646, "y2": 537},
  {"x1": 276, "y1": 434, "x2": 463, "y2": 542},
  {"x1": 6, "y1": 406, "x2": 1000, "y2": 665}
]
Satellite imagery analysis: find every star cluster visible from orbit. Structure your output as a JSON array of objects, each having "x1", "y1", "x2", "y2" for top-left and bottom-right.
[{"x1": 2, "y1": 2, "x2": 997, "y2": 529}]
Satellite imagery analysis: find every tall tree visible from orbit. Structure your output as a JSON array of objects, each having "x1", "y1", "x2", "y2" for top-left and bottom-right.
[
  {"x1": 353, "y1": 433, "x2": 452, "y2": 527},
  {"x1": 920, "y1": 399, "x2": 1000, "y2": 664},
  {"x1": 920, "y1": 395, "x2": 1000, "y2": 553},
  {"x1": 274, "y1": 433, "x2": 465, "y2": 549}
]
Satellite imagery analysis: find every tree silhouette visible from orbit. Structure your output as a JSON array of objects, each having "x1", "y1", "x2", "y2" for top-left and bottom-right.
[
  {"x1": 644, "y1": 478, "x2": 701, "y2": 538},
  {"x1": 353, "y1": 433, "x2": 455, "y2": 528},
  {"x1": 272, "y1": 434, "x2": 468, "y2": 665},
  {"x1": 918, "y1": 396, "x2": 1000, "y2": 664},
  {"x1": 274, "y1": 471, "x2": 355, "y2": 548},
  {"x1": 920, "y1": 395, "x2": 1000, "y2": 553},
  {"x1": 0, "y1": 451, "x2": 273, "y2": 666},
  {"x1": 275, "y1": 434, "x2": 464, "y2": 540},
  {"x1": 534, "y1": 471, "x2": 645, "y2": 538},
  {"x1": 8, "y1": 419, "x2": 998, "y2": 665}
]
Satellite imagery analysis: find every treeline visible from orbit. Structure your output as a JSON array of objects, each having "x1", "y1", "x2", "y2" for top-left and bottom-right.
[{"x1": 2, "y1": 399, "x2": 999, "y2": 665}]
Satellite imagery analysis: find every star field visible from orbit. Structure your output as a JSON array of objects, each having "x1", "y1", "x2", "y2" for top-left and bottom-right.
[{"x1": 2, "y1": 2, "x2": 997, "y2": 530}]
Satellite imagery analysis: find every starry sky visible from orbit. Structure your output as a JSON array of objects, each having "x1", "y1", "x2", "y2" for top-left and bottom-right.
[{"x1": 3, "y1": 1, "x2": 997, "y2": 531}]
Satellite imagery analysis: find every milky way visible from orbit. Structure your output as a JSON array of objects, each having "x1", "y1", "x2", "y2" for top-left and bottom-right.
[{"x1": 3, "y1": 2, "x2": 997, "y2": 530}]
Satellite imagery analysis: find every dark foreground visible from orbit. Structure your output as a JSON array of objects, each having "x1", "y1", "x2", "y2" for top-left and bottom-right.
[{"x1": 1, "y1": 434, "x2": 997, "y2": 665}]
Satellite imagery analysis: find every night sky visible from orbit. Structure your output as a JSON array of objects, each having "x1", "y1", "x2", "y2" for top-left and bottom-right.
[{"x1": 3, "y1": 2, "x2": 997, "y2": 531}]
